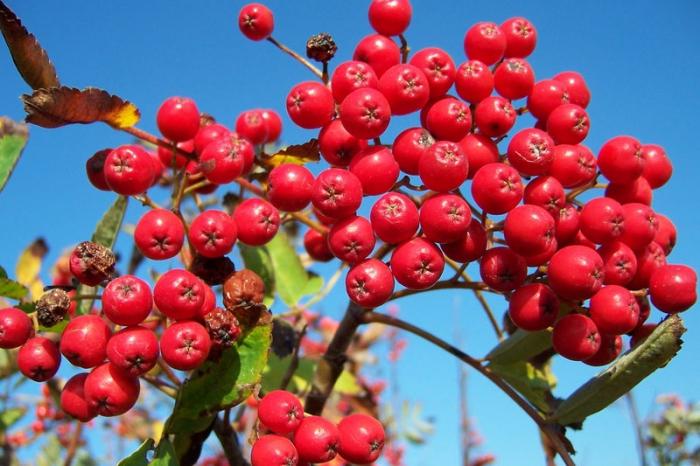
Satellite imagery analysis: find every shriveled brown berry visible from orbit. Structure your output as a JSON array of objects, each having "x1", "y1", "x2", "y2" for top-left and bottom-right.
[
  {"x1": 189, "y1": 255, "x2": 236, "y2": 286},
  {"x1": 204, "y1": 307, "x2": 242, "y2": 349},
  {"x1": 223, "y1": 269, "x2": 265, "y2": 310},
  {"x1": 69, "y1": 241, "x2": 115, "y2": 286},
  {"x1": 36, "y1": 289, "x2": 71, "y2": 328},
  {"x1": 231, "y1": 303, "x2": 272, "y2": 329},
  {"x1": 306, "y1": 32, "x2": 337, "y2": 62}
]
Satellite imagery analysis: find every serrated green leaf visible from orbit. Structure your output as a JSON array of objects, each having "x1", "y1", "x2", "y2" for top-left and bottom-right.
[
  {"x1": 116, "y1": 438, "x2": 155, "y2": 466},
  {"x1": 488, "y1": 360, "x2": 557, "y2": 413},
  {"x1": 0, "y1": 407, "x2": 25, "y2": 431},
  {"x1": 0, "y1": 277, "x2": 28, "y2": 300},
  {"x1": 165, "y1": 322, "x2": 272, "y2": 434},
  {"x1": 553, "y1": 315, "x2": 685, "y2": 426},
  {"x1": 0, "y1": 117, "x2": 28, "y2": 192},
  {"x1": 266, "y1": 231, "x2": 318, "y2": 307},
  {"x1": 239, "y1": 244, "x2": 275, "y2": 307},
  {"x1": 151, "y1": 438, "x2": 178, "y2": 466},
  {"x1": 485, "y1": 328, "x2": 552, "y2": 364}
]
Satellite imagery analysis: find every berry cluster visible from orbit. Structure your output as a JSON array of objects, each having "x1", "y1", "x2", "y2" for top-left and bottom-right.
[{"x1": 251, "y1": 389, "x2": 385, "y2": 465}]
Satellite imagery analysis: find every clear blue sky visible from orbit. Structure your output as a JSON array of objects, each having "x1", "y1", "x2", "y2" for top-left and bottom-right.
[{"x1": 1, "y1": 1, "x2": 699, "y2": 465}]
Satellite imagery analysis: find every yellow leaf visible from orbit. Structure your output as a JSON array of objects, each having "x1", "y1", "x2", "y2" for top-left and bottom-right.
[
  {"x1": 15, "y1": 238, "x2": 46, "y2": 287},
  {"x1": 262, "y1": 139, "x2": 320, "y2": 168}
]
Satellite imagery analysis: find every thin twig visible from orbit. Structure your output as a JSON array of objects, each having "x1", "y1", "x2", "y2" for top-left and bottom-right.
[
  {"x1": 213, "y1": 416, "x2": 250, "y2": 466},
  {"x1": 267, "y1": 36, "x2": 323, "y2": 79},
  {"x1": 62, "y1": 422, "x2": 83, "y2": 466},
  {"x1": 141, "y1": 375, "x2": 177, "y2": 398},
  {"x1": 389, "y1": 279, "x2": 490, "y2": 301},
  {"x1": 398, "y1": 34, "x2": 410, "y2": 63},
  {"x1": 158, "y1": 359, "x2": 182, "y2": 387},
  {"x1": 626, "y1": 391, "x2": 648, "y2": 466},
  {"x1": 121, "y1": 126, "x2": 196, "y2": 161},
  {"x1": 132, "y1": 194, "x2": 162, "y2": 210}
]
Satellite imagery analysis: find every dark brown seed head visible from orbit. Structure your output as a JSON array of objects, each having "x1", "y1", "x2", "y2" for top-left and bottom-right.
[
  {"x1": 306, "y1": 32, "x2": 337, "y2": 62},
  {"x1": 189, "y1": 255, "x2": 236, "y2": 286},
  {"x1": 36, "y1": 288, "x2": 71, "y2": 328}
]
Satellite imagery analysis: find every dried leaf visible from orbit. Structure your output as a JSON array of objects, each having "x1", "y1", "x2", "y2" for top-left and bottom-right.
[
  {"x1": 0, "y1": 1, "x2": 59, "y2": 89},
  {"x1": 262, "y1": 139, "x2": 320, "y2": 168},
  {"x1": 22, "y1": 86, "x2": 140, "y2": 129}
]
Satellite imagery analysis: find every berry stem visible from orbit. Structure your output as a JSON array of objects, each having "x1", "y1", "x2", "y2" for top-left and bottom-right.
[
  {"x1": 141, "y1": 374, "x2": 178, "y2": 398},
  {"x1": 69, "y1": 294, "x2": 101, "y2": 301},
  {"x1": 266, "y1": 36, "x2": 323, "y2": 80},
  {"x1": 389, "y1": 279, "x2": 490, "y2": 301},
  {"x1": 121, "y1": 126, "x2": 196, "y2": 161},
  {"x1": 398, "y1": 34, "x2": 410, "y2": 63},
  {"x1": 566, "y1": 176, "x2": 601, "y2": 201},
  {"x1": 62, "y1": 421, "x2": 83, "y2": 466},
  {"x1": 158, "y1": 359, "x2": 182, "y2": 387},
  {"x1": 132, "y1": 194, "x2": 162, "y2": 209},
  {"x1": 183, "y1": 180, "x2": 213, "y2": 195}
]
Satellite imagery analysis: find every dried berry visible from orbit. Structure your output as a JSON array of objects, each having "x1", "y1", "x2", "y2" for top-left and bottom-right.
[
  {"x1": 189, "y1": 255, "x2": 236, "y2": 286},
  {"x1": 69, "y1": 241, "x2": 115, "y2": 286},
  {"x1": 36, "y1": 289, "x2": 71, "y2": 328},
  {"x1": 306, "y1": 32, "x2": 337, "y2": 62},
  {"x1": 204, "y1": 307, "x2": 241, "y2": 359},
  {"x1": 223, "y1": 269, "x2": 265, "y2": 310}
]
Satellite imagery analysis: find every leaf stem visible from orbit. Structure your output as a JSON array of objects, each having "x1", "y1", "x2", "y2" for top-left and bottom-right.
[{"x1": 266, "y1": 36, "x2": 323, "y2": 80}]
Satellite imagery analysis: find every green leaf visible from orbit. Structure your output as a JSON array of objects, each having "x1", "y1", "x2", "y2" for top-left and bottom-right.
[
  {"x1": 0, "y1": 349, "x2": 16, "y2": 380},
  {"x1": 0, "y1": 407, "x2": 25, "y2": 431},
  {"x1": 116, "y1": 438, "x2": 154, "y2": 466},
  {"x1": 488, "y1": 360, "x2": 557, "y2": 413},
  {"x1": 165, "y1": 322, "x2": 272, "y2": 434},
  {"x1": 262, "y1": 354, "x2": 360, "y2": 395},
  {"x1": 38, "y1": 318, "x2": 68, "y2": 333},
  {"x1": 0, "y1": 265, "x2": 7, "y2": 279},
  {"x1": 0, "y1": 117, "x2": 28, "y2": 192},
  {"x1": 0, "y1": 277, "x2": 28, "y2": 300},
  {"x1": 266, "y1": 231, "x2": 319, "y2": 307},
  {"x1": 301, "y1": 272, "x2": 324, "y2": 297},
  {"x1": 239, "y1": 244, "x2": 275, "y2": 307},
  {"x1": 151, "y1": 438, "x2": 178, "y2": 466},
  {"x1": 553, "y1": 315, "x2": 686, "y2": 426},
  {"x1": 16, "y1": 301, "x2": 35, "y2": 313},
  {"x1": 484, "y1": 328, "x2": 552, "y2": 364}
]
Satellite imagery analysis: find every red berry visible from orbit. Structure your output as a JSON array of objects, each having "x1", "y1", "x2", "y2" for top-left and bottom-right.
[
  {"x1": 235, "y1": 110, "x2": 267, "y2": 145},
  {"x1": 84, "y1": 362, "x2": 140, "y2": 416},
  {"x1": 579, "y1": 197, "x2": 625, "y2": 245},
  {"x1": 464, "y1": 22, "x2": 506, "y2": 65},
  {"x1": 238, "y1": 3, "x2": 274, "y2": 41},
  {"x1": 189, "y1": 210, "x2": 238, "y2": 258},
  {"x1": 409, "y1": 47, "x2": 456, "y2": 99},
  {"x1": 479, "y1": 247, "x2": 527, "y2": 292},
  {"x1": 618, "y1": 203, "x2": 658, "y2": 252},
  {"x1": 349, "y1": 146, "x2": 400, "y2": 195},
  {"x1": 527, "y1": 79, "x2": 569, "y2": 121},
  {"x1": 494, "y1": 58, "x2": 535, "y2": 100},
  {"x1": 331, "y1": 60, "x2": 379, "y2": 104},
  {"x1": 390, "y1": 238, "x2": 445, "y2": 290},
  {"x1": 293, "y1": 416, "x2": 340, "y2": 463},
  {"x1": 102, "y1": 275, "x2": 153, "y2": 326},
  {"x1": 423, "y1": 96, "x2": 472, "y2": 142},
  {"x1": 454, "y1": 60, "x2": 494, "y2": 103},
  {"x1": 60, "y1": 315, "x2": 111, "y2": 368},
  {"x1": 85, "y1": 149, "x2": 111, "y2": 191},
  {"x1": 353, "y1": 34, "x2": 401, "y2": 78},
  {"x1": 474, "y1": 95, "x2": 516, "y2": 137},
  {"x1": 286, "y1": 81, "x2": 335, "y2": 129},
  {"x1": 392, "y1": 127, "x2": 434, "y2": 175},
  {"x1": 501, "y1": 17, "x2": 537, "y2": 58},
  {"x1": 598, "y1": 241, "x2": 638, "y2": 286},
  {"x1": 258, "y1": 390, "x2": 304, "y2": 435},
  {"x1": 106, "y1": 326, "x2": 159, "y2": 376},
  {"x1": 340, "y1": 88, "x2": 391, "y2": 139},
  {"x1": 319, "y1": 119, "x2": 368, "y2": 167},
  {"x1": 471, "y1": 163, "x2": 523, "y2": 214},
  {"x1": 260, "y1": 109, "x2": 283, "y2": 143},
  {"x1": 590, "y1": 285, "x2": 639, "y2": 334},
  {"x1": 157, "y1": 139, "x2": 193, "y2": 170},
  {"x1": 584, "y1": 334, "x2": 622, "y2": 366},
  {"x1": 233, "y1": 198, "x2": 280, "y2": 246},
  {"x1": 419, "y1": 194, "x2": 472, "y2": 244},
  {"x1": 156, "y1": 97, "x2": 200, "y2": 142},
  {"x1": 268, "y1": 164, "x2": 314, "y2": 212},
  {"x1": 553, "y1": 71, "x2": 590, "y2": 108},
  {"x1": 311, "y1": 168, "x2": 364, "y2": 220},
  {"x1": 60, "y1": 373, "x2": 97, "y2": 422},
  {"x1": 251, "y1": 435, "x2": 299, "y2": 466},
  {"x1": 0, "y1": 308, "x2": 34, "y2": 349},
  {"x1": 459, "y1": 133, "x2": 499, "y2": 179},
  {"x1": 104, "y1": 145, "x2": 155, "y2": 195},
  {"x1": 441, "y1": 220, "x2": 487, "y2": 263},
  {"x1": 328, "y1": 216, "x2": 376, "y2": 264},
  {"x1": 199, "y1": 284, "x2": 217, "y2": 320},
  {"x1": 597, "y1": 136, "x2": 644, "y2": 184},
  {"x1": 649, "y1": 264, "x2": 697, "y2": 313},
  {"x1": 370, "y1": 192, "x2": 419, "y2": 244},
  {"x1": 368, "y1": 0, "x2": 412, "y2": 36},
  {"x1": 554, "y1": 203, "x2": 580, "y2": 245},
  {"x1": 346, "y1": 259, "x2": 395, "y2": 308},
  {"x1": 160, "y1": 321, "x2": 211, "y2": 371},
  {"x1": 337, "y1": 413, "x2": 386, "y2": 464},
  {"x1": 605, "y1": 177, "x2": 653, "y2": 206},
  {"x1": 654, "y1": 214, "x2": 677, "y2": 256},
  {"x1": 418, "y1": 141, "x2": 468, "y2": 192},
  {"x1": 304, "y1": 229, "x2": 334, "y2": 262},
  {"x1": 507, "y1": 128, "x2": 555, "y2": 176},
  {"x1": 552, "y1": 314, "x2": 601, "y2": 361},
  {"x1": 194, "y1": 123, "x2": 230, "y2": 155},
  {"x1": 628, "y1": 241, "x2": 667, "y2": 290},
  {"x1": 548, "y1": 245, "x2": 604, "y2": 301},
  {"x1": 134, "y1": 209, "x2": 185, "y2": 260},
  {"x1": 524, "y1": 176, "x2": 566, "y2": 215},
  {"x1": 508, "y1": 283, "x2": 559, "y2": 331},
  {"x1": 146, "y1": 150, "x2": 165, "y2": 185},
  {"x1": 549, "y1": 144, "x2": 597, "y2": 188},
  {"x1": 153, "y1": 269, "x2": 205, "y2": 321},
  {"x1": 378, "y1": 64, "x2": 430, "y2": 115},
  {"x1": 641, "y1": 144, "x2": 672, "y2": 189},
  {"x1": 199, "y1": 136, "x2": 251, "y2": 184},
  {"x1": 18, "y1": 337, "x2": 61, "y2": 382},
  {"x1": 504, "y1": 205, "x2": 556, "y2": 256}
]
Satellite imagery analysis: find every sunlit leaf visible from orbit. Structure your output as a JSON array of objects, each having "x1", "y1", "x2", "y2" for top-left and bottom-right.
[
  {"x1": 116, "y1": 438, "x2": 154, "y2": 466},
  {"x1": 239, "y1": 243, "x2": 275, "y2": 308},
  {"x1": 0, "y1": 116, "x2": 28, "y2": 192},
  {"x1": 262, "y1": 139, "x2": 320, "y2": 168},
  {"x1": 151, "y1": 438, "x2": 178, "y2": 466},
  {"x1": 488, "y1": 360, "x2": 557, "y2": 413},
  {"x1": 0, "y1": 1, "x2": 60, "y2": 89},
  {"x1": 484, "y1": 328, "x2": 552, "y2": 364},
  {"x1": 0, "y1": 407, "x2": 25, "y2": 431},
  {"x1": 262, "y1": 354, "x2": 361, "y2": 395},
  {"x1": 23, "y1": 86, "x2": 140, "y2": 129},
  {"x1": 15, "y1": 237, "x2": 46, "y2": 301},
  {"x1": 266, "y1": 231, "x2": 322, "y2": 307},
  {"x1": 0, "y1": 277, "x2": 27, "y2": 300}
]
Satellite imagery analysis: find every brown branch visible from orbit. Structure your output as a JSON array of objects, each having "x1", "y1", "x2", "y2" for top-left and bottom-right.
[
  {"x1": 62, "y1": 422, "x2": 83, "y2": 466},
  {"x1": 267, "y1": 36, "x2": 323, "y2": 79},
  {"x1": 213, "y1": 416, "x2": 250, "y2": 466},
  {"x1": 398, "y1": 34, "x2": 410, "y2": 63},
  {"x1": 121, "y1": 126, "x2": 196, "y2": 161}
]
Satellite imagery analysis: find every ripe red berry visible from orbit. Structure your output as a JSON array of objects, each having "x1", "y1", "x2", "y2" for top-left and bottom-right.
[
  {"x1": 552, "y1": 314, "x2": 601, "y2": 361},
  {"x1": 340, "y1": 88, "x2": 391, "y2": 139},
  {"x1": 0, "y1": 308, "x2": 34, "y2": 349},
  {"x1": 597, "y1": 136, "x2": 644, "y2": 184},
  {"x1": 584, "y1": 334, "x2": 622, "y2": 366},
  {"x1": 311, "y1": 168, "x2": 364, "y2": 219},
  {"x1": 418, "y1": 141, "x2": 468, "y2": 192},
  {"x1": 189, "y1": 210, "x2": 238, "y2": 258},
  {"x1": 501, "y1": 17, "x2": 537, "y2": 58},
  {"x1": 84, "y1": 362, "x2": 140, "y2": 416},
  {"x1": 194, "y1": 123, "x2": 230, "y2": 155},
  {"x1": 479, "y1": 247, "x2": 527, "y2": 292},
  {"x1": 454, "y1": 60, "x2": 494, "y2": 103},
  {"x1": 199, "y1": 284, "x2": 217, "y2": 320},
  {"x1": 235, "y1": 109, "x2": 267, "y2": 145},
  {"x1": 474, "y1": 95, "x2": 516, "y2": 137},
  {"x1": 106, "y1": 326, "x2": 159, "y2": 376},
  {"x1": 304, "y1": 229, "x2": 334, "y2": 262},
  {"x1": 160, "y1": 321, "x2": 212, "y2": 371},
  {"x1": 654, "y1": 214, "x2": 677, "y2": 256},
  {"x1": 548, "y1": 245, "x2": 604, "y2": 301},
  {"x1": 471, "y1": 163, "x2": 523, "y2": 214},
  {"x1": 507, "y1": 128, "x2": 555, "y2": 176},
  {"x1": 549, "y1": 144, "x2": 597, "y2": 188},
  {"x1": 579, "y1": 197, "x2": 625, "y2": 245},
  {"x1": 353, "y1": 34, "x2": 401, "y2": 78},
  {"x1": 85, "y1": 149, "x2": 111, "y2": 191},
  {"x1": 102, "y1": 275, "x2": 153, "y2": 326},
  {"x1": 493, "y1": 58, "x2": 535, "y2": 100},
  {"x1": 260, "y1": 109, "x2": 283, "y2": 143},
  {"x1": 233, "y1": 198, "x2": 280, "y2": 246},
  {"x1": 199, "y1": 136, "x2": 250, "y2": 184},
  {"x1": 409, "y1": 47, "x2": 456, "y2": 99},
  {"x1": 641, "y1": 144, "x2": 673, "y2": 189},
  {"x1": 423, "y1": 96, "x2": 472, "y2": 142},
  {"x1": 524, "y1": 176, "x2": 566, "y2": 215},
  {"x1": 238, "y1": 3, "x2": 274, "y2": 41},
  {"x1": 370, "y1": 192, "x2": 419, "y2": 244},
  {"x1": 464, "y1": 22, "x2": 506, "y2": 65},
  {"x1": 328, "y1": 215, "x2": 376, "y2": 264},
  {"x1": 286, "y1": 81, "x2": 335, "y2": 129},
  {"x1": 392, "y1": 127, "x2": 434, "y2": 175},
  {"x1": 628, "y1": 241, "x2": 667, "y2": 290},
  {"x1": 134, "y1": 209, "x2": 185, "y2": 260},
  {"x1": 60, "y1": 373, "x2": 97, "y2": 422},
  {"x1": 546, "y1": 104, "x2": 590, "y2": 145},
  {"x1": 60, "y1": 315, "x2": 111, "y2": 368},
  {"x1": 251, "y1": 435, "x2": 299, "y2": 466},
  {"x1": 157, "y1": 139, "x2": 193, "y2": 170},
  {"x1": 156, "y1": 97, "x2": 200, "y2": 142},
  {"x1": 459, "y1": 133, "x2": 499, "y2": 179},
  {"x1": 153, "y1": 269, "x2": 205, "y2": 321},
  {"x1": 419, "y1": 194, "x2": 471, "y2": 244},
  {"x1": 338, "y1": 413, "x2": 386, "y2": 464},
  {"x1": 441, "y1": 220, "x2": 487, "y2": 263},
  {"x1": 368, "y1": 0, "x2": 412, "y2": 36},
  {"x1": 618, "y1": 203, "x2": 658, "y2": 252},
  {"x1": 504, "y1": 205, "x2": 556, "y2": 256},
  {"x1": 378, "y1": 64, "x2": 430, "y2": 115},
  {"x1": 527, "y1": 79, "x2": 568, "y2": 121},
  {"x1": 605, "y1": 177, "x2": 653, "y2": 206},
  {"x1": 390, "y1": 238, "x2": 445, "y2": 290},
  {"x1": 553, "y1": 71, "x2": 590, "y2": 108},
  {"x1": 293, "y1": 416, "x2": 340, "y2": 463},
  {"x1": 598, "y1": 241, "x2": 638, "y2": 286},
  {"x1": 331, "y1": 61, "x2": 379, "y2": 103},
  {"x1": 267, "y1": 164, "x2": 314, "y2": 212},
  {"x1": 319, "y1": 119, "x2": 368, "y2": 167},
  {"x1": 508, "y1": 283, "x2": 559, "y2": 331},
  {"x1": 346, "y1": 259, "x2": 395, "y2": 308},
  {"x1": 18, "y1": 336, "x2": 61, "y2": 382},
  {"x1": 349, "y1": 146, "x2": 400, "y2": 195},
  {"x1": 589, "y1": 285, "x2": 639, "y2": 335},
  {"x1": 554, "y1": 203, "x2": 580, "y2": 245},
  {"x1": 523, "y1": 240, "x2": 558, "y2": 267},
  {"x1": 258, "y1": 390, "x2": 304, "y2": 435},
  {"x1": 104, "y1": 145, "x2": 155, "y2": 195},
  {"x1": 649, "y1": 265, "x2": 697, "y2": 313}
]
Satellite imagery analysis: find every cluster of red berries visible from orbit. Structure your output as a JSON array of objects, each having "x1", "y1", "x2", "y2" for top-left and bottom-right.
[
  {"x1": 238, "y1": 0, "x2": 697, "y2": 364},
  {"x1": 251, "y1": 389, "x2": 385, "y2": 465}
]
